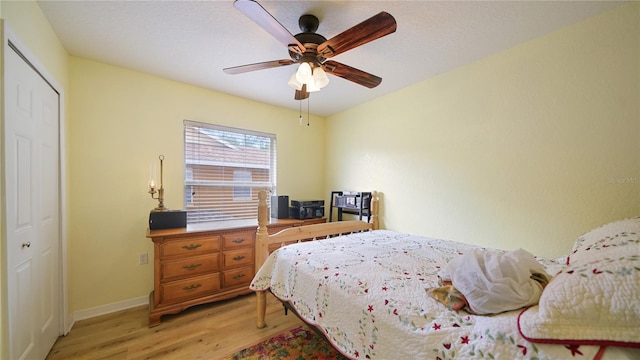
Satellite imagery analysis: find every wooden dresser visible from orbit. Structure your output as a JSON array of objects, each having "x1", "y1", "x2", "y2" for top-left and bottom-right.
[{"x1": 146, "y1": 217, "x2": 325, "y2": 327}]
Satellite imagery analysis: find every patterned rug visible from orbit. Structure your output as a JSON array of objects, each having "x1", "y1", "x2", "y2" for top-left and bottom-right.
[{"x1": 222, "y1": 325, "x2": 349, "y2": 360}]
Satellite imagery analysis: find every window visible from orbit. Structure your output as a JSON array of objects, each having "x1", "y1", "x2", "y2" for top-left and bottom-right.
[
  {"x1": 184, "y1": 120, "x2": 276, "y2": 225},
  {"x1": 233, "y1": 169, "x2": 252, "y2": 200}
]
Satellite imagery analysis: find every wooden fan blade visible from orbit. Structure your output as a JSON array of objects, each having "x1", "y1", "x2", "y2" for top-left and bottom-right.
[
  {"x1": 223, "y1": 59, "x2": 295, "y2": 74},
  {"x1": 234, "y1": 0, "x2": 305, "y2": 55},
  {"x1": 322, "y1": 60, "x2": 382, "y2": 88},
  {"x1": 317, "y1": 12, "x2": 396, "y2": 58},
  {"x1": 294, "y1": 84, "x2": 309, "y2": 100}
]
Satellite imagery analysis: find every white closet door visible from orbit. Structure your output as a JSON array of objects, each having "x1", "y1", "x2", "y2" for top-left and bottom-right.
[{"x1": 5, "y1": 40, "x2": 61, "y2": 360}]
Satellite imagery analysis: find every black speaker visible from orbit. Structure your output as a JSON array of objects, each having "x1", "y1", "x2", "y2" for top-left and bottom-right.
[
  {"x1": 149, "y1": 210, "x2": 187, "y2": 230},
  {"x1": 271, "y1": 195, "x2": 289, "y2": 219}
]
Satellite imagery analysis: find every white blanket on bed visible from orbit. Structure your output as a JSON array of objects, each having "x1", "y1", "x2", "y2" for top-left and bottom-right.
[
  {"x1": 439, "y1": 248, "x2": 548, "y2": 314},
  {"x1": 251, "y1": 230, "x2": 606, "y2": 359}
]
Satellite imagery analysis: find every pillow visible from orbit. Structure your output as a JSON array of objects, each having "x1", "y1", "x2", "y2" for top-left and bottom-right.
[
  {"x1": 518, "y1": 217, "x2": 640, "y2": 347},
  {"x1": 569, "y1": 217, "x2": 640, "y2": 264}
]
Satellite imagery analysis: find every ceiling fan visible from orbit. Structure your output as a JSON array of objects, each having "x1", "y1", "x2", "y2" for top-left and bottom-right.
[{"x1": 223, "y1": 0, "x2": 397, "y2": 100}]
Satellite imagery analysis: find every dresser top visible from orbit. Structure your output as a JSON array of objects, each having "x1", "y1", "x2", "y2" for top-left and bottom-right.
[{"x1": 146, "y1": 218, "x2": 312, "y2": 238}]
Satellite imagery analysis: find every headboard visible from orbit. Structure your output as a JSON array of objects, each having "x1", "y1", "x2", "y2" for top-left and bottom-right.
[{"x1": 254, "y1": 190, "x2": 379, "y2": 271}]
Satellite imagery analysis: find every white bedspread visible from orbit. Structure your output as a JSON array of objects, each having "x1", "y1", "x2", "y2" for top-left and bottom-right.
[{"x1": 250, "y1": 230, "x2": 608, "y2": 359}]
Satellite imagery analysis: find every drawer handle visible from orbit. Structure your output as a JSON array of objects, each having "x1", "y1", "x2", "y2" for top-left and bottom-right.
[
  {"x1": 183, "y1": 263, "x2": 202, "y2": 270},
  {"x1": 182, "y1": 244, "x2": 202, "y2": 251},
  {"x1": 182, "y1": 284, "x2": 202, "y2": 291},
  {"x1": 233, "y1": 255, "x2": 246, "y2": 261},
  {"x1": 232, "y1": 238, "x2": 245, "y2": 244},
  {"x1": 233, "y1": 274, "x2": 246, "y2": 280}
]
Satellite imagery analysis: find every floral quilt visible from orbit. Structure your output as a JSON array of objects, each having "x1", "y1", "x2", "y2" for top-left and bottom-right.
[
  {"x1": 519, "y1": 217, "x2": 640, "y2": 348},
  {"x1": 250, "y1": 230, "x2": 606, "y2": 360}
]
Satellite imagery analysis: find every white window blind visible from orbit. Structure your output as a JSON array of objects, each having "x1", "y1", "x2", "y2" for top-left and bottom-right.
[{"x1": 184, "y1": 120, "x2": 276, "y2": 225}]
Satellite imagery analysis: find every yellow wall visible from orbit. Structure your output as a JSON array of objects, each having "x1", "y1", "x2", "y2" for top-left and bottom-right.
[
  {"x1": 68, "y1": 57, "x2": 325, "y2": 312},
  {"x1": 326, "y1": 3, "x2": 640, "y2": 258},
  {"x1": 1, "y1": 1, "x2": 639, "y2": 356},
  {"x1": 1, "y1": 1, "x2": 69, "y2": 359}
]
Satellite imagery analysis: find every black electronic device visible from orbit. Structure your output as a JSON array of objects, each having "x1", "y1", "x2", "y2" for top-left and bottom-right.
[
  {"x1": 271, "y1": 195, "x2": 290, "y2": 219},
  {"x1": 291, "y1": 199, "x2": 324, "y2": 207},
  {"x1": 329, "y1": 191, "x2": 373, "y2": 222},
  {"x1": 289, "y1": 199, "x2": 324, "y2": 219},
  {"x1": 335, "y1": 193, "x2": 370, "y2": 209},
  {"x1": 149, "y1": 210, "x2": 187, "y2": 230},
  {"x1": 289, "y1": 206, "x2": 324, "y2": 219}
]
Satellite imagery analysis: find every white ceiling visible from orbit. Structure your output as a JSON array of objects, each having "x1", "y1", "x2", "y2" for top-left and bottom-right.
[{"x1": 37, "y1": 0, "x2": 625, "y2": 117}]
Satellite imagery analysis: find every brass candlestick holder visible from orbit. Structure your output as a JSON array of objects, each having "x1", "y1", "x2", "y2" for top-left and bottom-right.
[{"x1": 148, "y1": 155, "x2": 167, "y2": 212}]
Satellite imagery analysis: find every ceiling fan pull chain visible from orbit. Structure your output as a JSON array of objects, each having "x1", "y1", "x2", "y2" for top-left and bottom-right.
[
  {"x1": 307, "y1": 97, "x2": 310, "y2": 126},
  {"x1": 299, "y1": 99, "x2": 303, "y2": 126}
]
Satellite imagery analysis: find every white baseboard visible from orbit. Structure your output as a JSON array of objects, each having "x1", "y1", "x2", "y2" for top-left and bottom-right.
[{"x1": 70, "y1": 295, "x2": 149, "y2": 325}]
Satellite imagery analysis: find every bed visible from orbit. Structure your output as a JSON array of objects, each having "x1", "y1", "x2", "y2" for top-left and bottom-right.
[{"x1": 251, "y1": 191, "x2": 640, "y2": 359}]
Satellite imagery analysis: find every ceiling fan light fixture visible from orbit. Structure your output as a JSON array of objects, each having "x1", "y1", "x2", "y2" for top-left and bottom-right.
[
  {"x1": 306, "y1": 77, "x2": 320, "y2": 92},
  {"x1": 313, "y1": 67, "x2": 329, "y2": 89},
  {"x1": 288, "y1": 72, "x2": 303, "y2": 90},
  {"x1": 295, "y1": 62, "x2": 313, "y2": 84},
  {"x1": 289, "y1": 61, "x2": 328, "y2": 93}
]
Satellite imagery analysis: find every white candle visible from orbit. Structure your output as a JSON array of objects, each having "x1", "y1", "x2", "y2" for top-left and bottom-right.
[{"x1": 148, "y1": 161, "x2": 157, "y2": 190}]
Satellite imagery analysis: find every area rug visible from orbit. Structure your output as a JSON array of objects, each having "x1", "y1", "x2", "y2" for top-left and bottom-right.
[{"x1": 222, "y1": 325, "x2": 349, "y2": 360}]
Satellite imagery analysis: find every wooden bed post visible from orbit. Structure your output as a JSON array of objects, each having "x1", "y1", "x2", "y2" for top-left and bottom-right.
[
  {"x1": 255, "y1": 191, "x2": 270, "y2": 328},
  {"x1": 255, "y1": 291, "x2": 267, "y2": 329},
  {"x1": 370, "y1": 191, "x2": 379, "y2": 230},
  {"x1": 256, "y1": 191, "x2": 270, "y2": 272}
]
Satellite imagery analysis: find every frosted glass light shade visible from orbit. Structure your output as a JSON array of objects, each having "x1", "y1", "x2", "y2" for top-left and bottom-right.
[
  {"x1": 288, "y1": 72, "x2": 303, "y2": 90},
  {"x1": 313, "y1": 67, "x2": 329, "y2": 88},
  {"x1": 288, "y1": 62, "x2": 329, "y2": 92},
  {"x1": 295, "y1": 62, "x2": 313, "y2": 84},
  {"x1": 307, "y1": 77, "x2": 320, "y2": 92}
]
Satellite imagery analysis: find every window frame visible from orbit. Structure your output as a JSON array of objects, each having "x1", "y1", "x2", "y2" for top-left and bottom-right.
[{"x1": 183, "y1": 120, "x2": 277, "y2": 225}]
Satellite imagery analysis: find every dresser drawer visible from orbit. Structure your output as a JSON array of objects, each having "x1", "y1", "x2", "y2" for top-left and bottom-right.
[
  {"x1": 223, "y1": 248, "x2": 253, "y2": 269},
  {"x1": 161, "y1": 273, "x2": 221, "y2": 304},
  {"x1": 223, "y1": 267, "x2": 253, "y2": 288},
  {"x1": 160, "y1": 236, "x2": 220, "y2": 258},
  {"x1": 161, "y1": 254, "x2": 219, "y2": 281},
  {"x1": 222, "y1": 231, "x2": 254, "y2": 250}
]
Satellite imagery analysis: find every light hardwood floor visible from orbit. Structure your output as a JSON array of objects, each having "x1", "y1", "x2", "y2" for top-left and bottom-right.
[{"x1": 46, "y1": 293, "x2": 303, "y2": 360}]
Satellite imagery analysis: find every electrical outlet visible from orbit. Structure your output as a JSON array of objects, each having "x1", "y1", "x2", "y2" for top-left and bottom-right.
[{"x1": 139, "y1": 253, "x2": 148, "y2": 265}]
